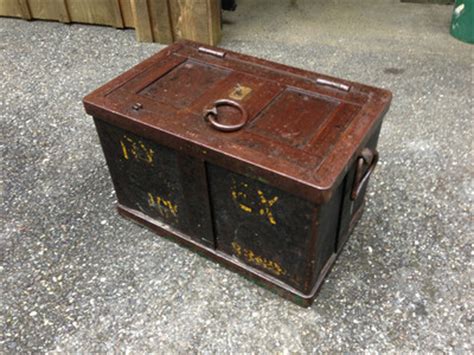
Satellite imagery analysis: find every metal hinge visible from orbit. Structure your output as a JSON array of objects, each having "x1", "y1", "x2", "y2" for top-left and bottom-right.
[
  {"x1": 198, "y1": 46, "x2": 226, "y2": 58},
  {"x1": 316, "y1": 78, "x2": 350, "y2": 92}
]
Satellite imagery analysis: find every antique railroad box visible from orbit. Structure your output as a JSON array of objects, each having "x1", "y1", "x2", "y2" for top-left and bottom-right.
[{"x1": 83, "y1": 41, "x2": 392, "y2": 306}]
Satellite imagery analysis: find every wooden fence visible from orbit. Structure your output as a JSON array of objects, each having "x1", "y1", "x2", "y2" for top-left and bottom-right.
[{"x1": 0, "y1": 0, "x2": 221, "y2": 45}]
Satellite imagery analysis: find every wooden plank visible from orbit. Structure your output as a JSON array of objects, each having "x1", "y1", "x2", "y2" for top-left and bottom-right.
[
  {"x1": 131, "y1": 0, "x2": 154, "y2": 42},
  {"x1": 0, "y1": 0, "x2": 23, "y2": 18},
  {"x1": 18, "y1": 0, "x2": 32, "y2": 19},
  {"x1": 27, "y1": 0, "x2": 71, "y2": 23},
  {"x1": 111, "y1": 0, "x2": 124, "y2": 28},
  {"x1": 66, "y1": 0, "x2": 124, "y2": 28},
  {"x1": 147, "y1": 0, "x2": 174, "y2": 44},
  {"x1": 119, "y1": 0, "x2": 134, "y2": 28},
  {"x1": 206, "y1": 0, "x2": 221, "y2": 45},
  {"x1": 168, "y1": 0, "x2": 221, "y2": 45}
]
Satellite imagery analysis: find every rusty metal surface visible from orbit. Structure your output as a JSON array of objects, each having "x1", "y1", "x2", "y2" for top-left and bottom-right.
[
  {"x1": 84, "y1": 41, "x2": 391, "y2": 306},
  {"x1": 84, "y1": 40, "x2": 392, "y2": 204}
]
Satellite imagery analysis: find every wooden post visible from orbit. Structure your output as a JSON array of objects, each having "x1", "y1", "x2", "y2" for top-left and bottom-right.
[
  {"x1": 148, "y1": 0, "x2": 174, "y2": 44},
  {"x1": 131, "y1": 0, "x2": 154, "y2": 42},
  {"x1": 118, "y1": 0, "x2": 135, "y2": 27},
  {"x1": 168, "y1": 0, "x2": 221, "y2": 45},
  {"x1": 131, "y1": 0, "x2": 222, "y2": 45},
  {"x1": 206, "y1": 0, "x2": 221, "y2": 45}
]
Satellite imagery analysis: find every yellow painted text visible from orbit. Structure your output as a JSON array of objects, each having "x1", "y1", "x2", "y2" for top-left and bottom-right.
[
  {"x1": 232, "y1": 242, "x2": 285, "y2": 276},
  {"x1": 121, "y1": 135, "x2": 154, "y2": 165},
  {"x1": 231, "y1": 180, "x2": 279, "y2": 225},
  {"x1": 147, "y1": 192, "x2": 178, "y2": 218}
]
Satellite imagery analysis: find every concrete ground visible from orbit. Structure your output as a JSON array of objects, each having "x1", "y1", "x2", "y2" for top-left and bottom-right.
[{"x1": 1, "y1": 0, "x2": 472, "y2": 352}]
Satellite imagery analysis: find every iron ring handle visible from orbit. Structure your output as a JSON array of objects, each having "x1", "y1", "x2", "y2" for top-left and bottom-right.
[
  {"x1": 204, "y1": 99, "x2": 248, "y2": 132},
  {"x1": 351, "y1": 148, "x2": 379, "y2": 200}
]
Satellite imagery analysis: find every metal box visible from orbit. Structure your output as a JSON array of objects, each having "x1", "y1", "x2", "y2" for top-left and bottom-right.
[{"x1": 83, "y1": 41, "x2": 392, "y2": 306}]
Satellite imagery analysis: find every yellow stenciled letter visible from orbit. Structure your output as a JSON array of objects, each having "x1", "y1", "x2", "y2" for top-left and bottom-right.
[
  {"x1": 231, "y1": 182, "x2": 253, "y2": 213},
  {"x1": 231, "y1": 241, "x2": 242, "y2": 256},
  {"x1": 147, "y1": 193, "x2": 178, "y2": 218},
  {"x1": 230, "y1": 180, "x2": 279, "y2": 225},
  {"x1": 257, "y1": 190, "x2": 278, "y2": 225},
  {"x1": 121, "y1": 135, "x2": 154, "y2": 165}
]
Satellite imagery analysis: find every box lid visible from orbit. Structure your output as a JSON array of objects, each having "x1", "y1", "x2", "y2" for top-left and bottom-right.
[{"x1": 84, "y1": 41, "x2": 392, "y2": 203}]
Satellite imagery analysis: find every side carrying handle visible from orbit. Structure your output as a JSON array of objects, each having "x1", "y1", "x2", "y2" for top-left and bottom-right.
[
  {"x1": 204, "y1": 99, "x2": 248, "y2": 132},
  {"x1": 351, "y1": 148, "x2": 379, "y2": 200}
]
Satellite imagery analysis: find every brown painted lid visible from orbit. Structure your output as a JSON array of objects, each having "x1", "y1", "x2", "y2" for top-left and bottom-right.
[{"x1": 84, "y1": 41, "x2": 392, "y2": 203}]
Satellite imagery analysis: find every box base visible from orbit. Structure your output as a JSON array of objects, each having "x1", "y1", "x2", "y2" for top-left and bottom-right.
[{"x1": 117, "y1": 202, "x2": 365, "y2": 307}]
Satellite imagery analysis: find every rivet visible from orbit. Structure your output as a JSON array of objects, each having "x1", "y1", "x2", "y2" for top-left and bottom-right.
[{"x1": 132, "y1": 103, "x2": 143, "y2": 111}]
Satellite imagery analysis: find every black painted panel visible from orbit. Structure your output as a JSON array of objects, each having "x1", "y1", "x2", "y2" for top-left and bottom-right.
[
  {"x1": 94, "y1": 118, "x2": 215, "y2": 247},
  {"x1": 337, "y1": 124, "x2": 382, "y2": 251},
  {"x1": 312, "y1": 182, "x2": 343, "y2": 286},
  {"x1": 207, "y1": 164, "x2": 315, "y2": 291}
]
